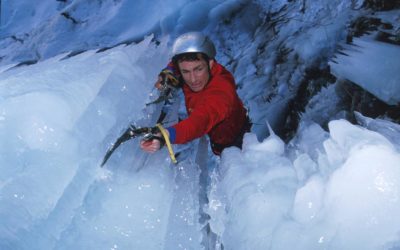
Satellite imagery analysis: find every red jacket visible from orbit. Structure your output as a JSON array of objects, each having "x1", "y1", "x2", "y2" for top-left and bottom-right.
[{"x1": 168, "y1": 62, "x2": 247, "y2": 148}]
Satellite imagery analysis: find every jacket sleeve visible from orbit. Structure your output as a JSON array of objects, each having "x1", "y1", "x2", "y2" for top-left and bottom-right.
[{"x1": 171, "y1": 79, "x2": 235, "y2": 144}]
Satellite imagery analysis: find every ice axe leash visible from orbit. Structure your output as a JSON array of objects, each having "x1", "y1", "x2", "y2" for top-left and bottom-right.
[{"x1": 156, "y1": 123, "x2": 177, "y2": 164}]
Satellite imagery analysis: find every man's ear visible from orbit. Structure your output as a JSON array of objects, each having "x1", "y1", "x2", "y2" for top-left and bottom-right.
[{"x1": 208, "y1": 59, "x2": 215, "y2": 69}]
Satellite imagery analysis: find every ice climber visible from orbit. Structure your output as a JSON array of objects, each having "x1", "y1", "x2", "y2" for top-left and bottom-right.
[{"x1": 140, "y1": 31, "x2": 251, "y2": 156}]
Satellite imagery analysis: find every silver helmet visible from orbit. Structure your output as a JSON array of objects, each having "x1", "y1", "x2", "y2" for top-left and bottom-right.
[{"x1": 172, "y1": 32, "x2": 216, "y2": 59}]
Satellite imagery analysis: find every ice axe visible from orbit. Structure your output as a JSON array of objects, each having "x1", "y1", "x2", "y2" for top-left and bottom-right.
[{"x1": 100, "y1": 124, "x2": 177, "y2": 167}]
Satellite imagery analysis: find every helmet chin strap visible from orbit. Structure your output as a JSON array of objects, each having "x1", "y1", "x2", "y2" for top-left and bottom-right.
[{"x1": 206, "y1": 59, "x2": 214, "y2": 84}]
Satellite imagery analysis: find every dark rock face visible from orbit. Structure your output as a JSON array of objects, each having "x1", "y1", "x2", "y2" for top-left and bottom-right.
[
  {"x1": 336, "y1": 80, "x2": 400, "y2": 124},
  {"x1": 363, "y1": 0, "x2": 400, "y2": 11}
]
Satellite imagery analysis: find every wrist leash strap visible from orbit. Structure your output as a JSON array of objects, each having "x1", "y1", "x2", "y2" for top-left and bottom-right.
[{"x1": 156, "y1": 123, "x2": 177, "y2": 164}]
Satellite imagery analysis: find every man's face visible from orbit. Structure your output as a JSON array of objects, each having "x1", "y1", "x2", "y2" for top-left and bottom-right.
[{"x1": 178, "y1": 59, "x2": 213, "y2": 92}]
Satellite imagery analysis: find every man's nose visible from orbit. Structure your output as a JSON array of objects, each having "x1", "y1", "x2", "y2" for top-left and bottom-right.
[{"x1": 189, "y1": 72, "x2": 196, "y2": 83}]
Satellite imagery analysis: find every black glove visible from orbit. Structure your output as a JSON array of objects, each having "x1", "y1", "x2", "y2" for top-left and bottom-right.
[{"x1": 159, "y1": 69, "x2": 180, "y2": 88}]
